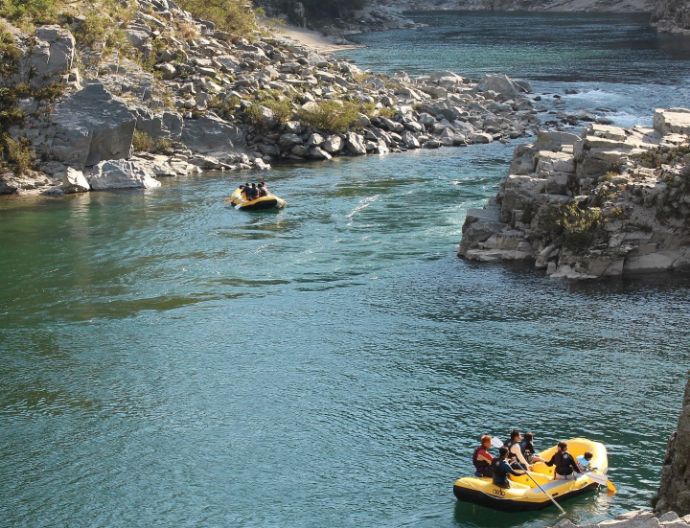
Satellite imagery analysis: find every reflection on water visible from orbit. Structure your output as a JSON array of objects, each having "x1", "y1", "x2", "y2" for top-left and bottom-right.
[{"x1": 2, "y1": 12, "x2": 690, "y2": 528}]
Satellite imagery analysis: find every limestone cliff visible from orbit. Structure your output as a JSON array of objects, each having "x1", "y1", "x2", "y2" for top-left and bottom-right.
[
  {"x1": 653, "y1": 0, "x2": 690, "y2": 34},
  {"x1": 459, "y1": 109, "x2": 690, "y2": 279},
  {"x1": 656, "y1": 373, "x2": 690, "y2": 517}
]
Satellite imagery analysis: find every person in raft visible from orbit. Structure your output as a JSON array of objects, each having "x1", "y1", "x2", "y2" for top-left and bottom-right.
[
  {"x1": 504, "y1": 429, "x2": 531, "y2": 470},
  {"x1": 545, "y1": 441, "x2": 582, "y2": 480},
  {"x1": 576, "y1": 451, "x2": 595, "y2": 472},
  {"x1": 520, "y1": 432, "x2": 545, "y2": 464},
  {"x1": 472, "y1": 435, "x2": 494, "y2": 477},
  {"x1": 492, "y1": 447, "x2": 527, "y2": 489}
]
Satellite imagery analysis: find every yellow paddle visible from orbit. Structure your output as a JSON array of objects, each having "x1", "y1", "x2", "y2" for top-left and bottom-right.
[
  {"x1": 525, "y1": 470, "x2": 567, "y2": 515},
  {"x1": 489, "y1": 437, "x2": 567, "y2": 514}
]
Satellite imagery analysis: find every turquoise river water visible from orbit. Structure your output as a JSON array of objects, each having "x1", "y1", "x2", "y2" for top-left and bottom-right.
[{"x1": 2, "y1": 11, "x2": 690, "y2": 528}]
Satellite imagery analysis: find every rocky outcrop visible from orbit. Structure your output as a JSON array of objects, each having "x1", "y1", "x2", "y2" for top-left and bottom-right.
[
  {"x1": 0, "y1": 24, "x2": 76, "y2": 89},
  {"x1": 653, "y1": 0, "x2": 690, "y2": 34},
  {"x1": 656, "y1": 374, "x2": 690, "y2": 517},
  {"x1": 459, "y1": 109, "x2": 690, "y2": 279}
]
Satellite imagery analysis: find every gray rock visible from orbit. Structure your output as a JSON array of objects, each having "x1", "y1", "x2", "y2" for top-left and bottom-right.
[
  {"x1": 477, "y1": 74, "x2": 524, "y2": 100},
  {"x1": 62, "y1": 167, "x2": 90, "y2": 193},
  {"x1": 156, "y1": 63, "x2": 177, "y2": 79},
  {"x1": 307, "y1": 133, "x2": 324, "y2": 147},
  {"x1": 88, "y1": 159, "x2": 161, "y2": 190},
  {"x1": 308, "y1": 146, "x2": 332, "y2": 160},
  {"x1": 655, "y1": 372, "x2": 690, "y2": 517},
  {"x1": 322, "y1": 135, "x2": 344, "y2": 154},
  {"x1": 653, "y1": 108, "x2": 690, "y2": 135},
  {"x1": 469, "y1": 132, "x2": 494, "y2": 144},
  {"x1": 345, "y1": 132, "x2": 367, "y2": 156},
  {"x1": 24, "y1": 25, "x2": 76, "y2": 88},
  {"x1": 47, "y1": 82, "x2": 136, "y2": 168},
  {"x1": 180, "y1": 115, "x2": 245, "y2": 155}
]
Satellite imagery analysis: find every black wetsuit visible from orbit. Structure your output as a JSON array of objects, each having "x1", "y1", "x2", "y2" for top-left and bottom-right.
[
  {"x1": 545, "y1": 451, "x2": 580, "y2": 477},
  {"x1": 491, "y1": 458, "x2": 523, "y2": 488}
]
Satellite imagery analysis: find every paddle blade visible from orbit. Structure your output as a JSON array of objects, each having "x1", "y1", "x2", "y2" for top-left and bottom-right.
[
  {"x1": 587, "y1": 473, "x2": 608, "y2": 485},
  {"x1": 490, "y1": 436, "x2": 504, "y2": 449},
  {"x1": 606, "y1": 479, "x2": 617, "y2": 495}
]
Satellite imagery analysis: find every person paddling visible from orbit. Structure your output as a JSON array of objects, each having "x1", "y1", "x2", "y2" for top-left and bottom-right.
[
  {"x1": 545, "y1": 441, "x2": 582, "y2": 480},
  {"x1": 472, "y1": 435, "x2": 494, "y2": 478},
  {"x1": 492, "y1": 447, "x2": 527, "y2": 489}
]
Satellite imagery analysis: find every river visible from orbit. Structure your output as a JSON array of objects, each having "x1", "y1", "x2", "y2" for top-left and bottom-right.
[{"x1": 1, "y1": 11, "x2": 690, "y2": 528}]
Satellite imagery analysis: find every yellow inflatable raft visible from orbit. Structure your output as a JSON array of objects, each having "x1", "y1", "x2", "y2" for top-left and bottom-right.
[
  {"x1": 228, "y1": 187, "x2": 287, "y2": 211},
  {"x1": 453, "y1": 438, "x2": 609, "y2": 512}
]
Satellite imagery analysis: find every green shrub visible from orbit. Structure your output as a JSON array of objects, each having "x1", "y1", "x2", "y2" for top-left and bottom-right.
[
  {"x1": 263, "y1": 98, "x2": 292, "y2": 124},
  {"x1": 208, "y1": 94, "x2": 241, "y2": 119},
  {"x1": 132, "y1": 130, "x2": 174, "y2": 153},
  {"x1": 377, "y1": 106, "x2": 397, "y2": 119},
  {"x1": 1, "y1": 134, "x2": 34, "y2": 174},
  {"x1": 0, "y1": 25, "x2": 21, "y2": 77},
  {"x1": 132, "y1": 129, "x2": 155, "y2": 152},
  {"x1": 244, "y1": 90, "x2": 295, "y2": 127},
  {"x1": 0, "y1": 0, "x2": 61, "y2": 25},
  {"x1": 298, "y1": 100, "x2": 361, "y2": 134},
  {"x1": 177, "y1": 0, "x2": 258, "y2": 38},
  {"x1": 557, "y1": 202, "x2": 604, "y2": 253}
]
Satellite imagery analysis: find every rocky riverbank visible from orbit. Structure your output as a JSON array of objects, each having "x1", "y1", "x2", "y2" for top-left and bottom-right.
[
  {"x1": 652, "y1": 0, "x2": 690, "y2": 34},
  {"x1": 458, "y1": 109, "x2": 690, "y2": 279},
  {"x1": 0, "y1": 1, "x2": 538, "y2": 196},
  {"x1": 655, "y1": 374, "x2": 690, "y2": 516}
]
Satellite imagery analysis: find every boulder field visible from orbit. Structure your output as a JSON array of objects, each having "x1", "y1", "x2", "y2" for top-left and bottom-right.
[
  {"x1": 0, "y1": 0, "x2": 538, "y2": 195},
  {"x1": 459, "y1": 109, "x2": 690, "y2": 279}
]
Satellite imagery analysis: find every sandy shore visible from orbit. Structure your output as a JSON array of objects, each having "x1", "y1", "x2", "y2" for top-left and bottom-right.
[{"x1": 272, "y1": 24, "x2": 363, "y2": 54}]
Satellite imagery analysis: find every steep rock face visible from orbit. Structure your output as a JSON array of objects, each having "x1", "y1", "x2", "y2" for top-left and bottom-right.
[
  {"x1": 653, "y1": 0, "x2": 690, "y2": 33},
  {"x1": 459, "y1": 109, "x2": 690, "y2": 279},
  {"x1": 45, "y1": 82, "x2": 136, "y2": 169},
  {"x1": 656, "y1": 374, "x2": 690, "y2": 517}
]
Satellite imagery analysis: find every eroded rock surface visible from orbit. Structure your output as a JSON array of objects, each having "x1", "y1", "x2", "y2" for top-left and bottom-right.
[
  {"x1": 459, "y1": 109, "x2": 690, "y2": 279},
  {"x1": 656, "y1": 375, "x2": 690, "y2": 517}
]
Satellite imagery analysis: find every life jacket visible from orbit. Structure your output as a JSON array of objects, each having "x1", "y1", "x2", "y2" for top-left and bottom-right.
[
  {"x1": 505, "y1": 439, "x2": 519, "y2": 461},
  {"x1": 472, "y1": 446, "x2": 490, "y2": 469},
  {"x1": 491, "y1": 458, "x2": 509, "y2": 484}
]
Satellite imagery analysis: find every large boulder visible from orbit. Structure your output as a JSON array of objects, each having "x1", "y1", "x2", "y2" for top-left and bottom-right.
[
  {"x1": 345, "y1": 132, "x2": 367, "y2": 156},
  {"x1": 655, "y1": 375, "x2": 690, "y2": 517},
  {"x1": 47, "y1": 82, "x2": 136, "y2": 168},
  {"x1": 62, "y1": 167, "x2": 90, "y2": 193},
  {"x1": 88, "y1": 159, "x2": 161, "y2": 190},
  {"x1": 654, "y1": 108, "x2": 690, "y2": 135},
  {"x1": 30, "y1": 26, "x2": 76, "y2": 87},
  {"x1": 2, "y1": 24, "x2": 76, "y2": 89},
  {"x1": 476, "y1": 74, "x2": 526, "y2": 100},
  {"x1": 180, "y1": 115, "x2": 245, "y2": 155}
]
